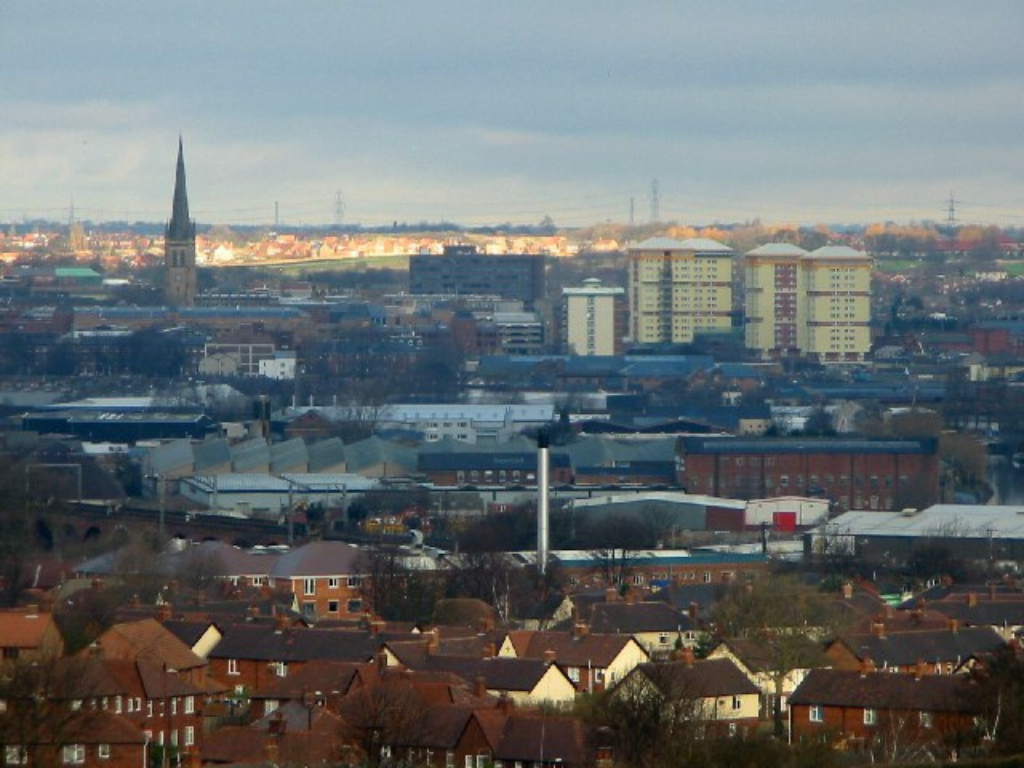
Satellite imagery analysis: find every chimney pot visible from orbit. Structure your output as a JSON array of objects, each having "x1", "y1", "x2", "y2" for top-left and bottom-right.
[
  {"x1": 688, "y1": 602, "x2": 699, "y2": 622},
  {"x1": 859, "y1": 657, "x2": 874, "y2": 677},
  {"x1": 871, "y1": 621, "x2": 886, "y2": 639},
  {"x1": 573, "y1": 622, "x2": 589, "y2": 639},
  {"x1": 605, "y1": 588, "x2": 618, "y2": 603},
  {"x1": 485, "y1": 642, "x2": 497, "y2": 658},
  {"x1": 949, "y1": 618, "x2": 960, "y2": 634},
  {"x1": 967, "y1": 592, "x2": 978, "y2": 608},
  {"x1": 842, "y1": 582, "x2": 853, "y2": 600},
  {"x1": 473, "y1": 675, "x2": 488, "y2": 699},
  {"x1": 680, "y1": 647, "x2": 694, "y2": 667},
  {"x1": 543, "y1": 649, "x2": 556, "y2": 664},
  {"x1": 274, "y1": 612, "x2": 289, "y2": 632}
]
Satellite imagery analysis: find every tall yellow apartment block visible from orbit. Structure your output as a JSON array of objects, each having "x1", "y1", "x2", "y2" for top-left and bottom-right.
[
  {"x1": 745, "y1": 244, "x2": 872, "y2": 362},
  {"x1": 628, "y1": 237, "x2": 734, "y2": 344},
  {"x1": 744, "y1": 243, "x2": 807, "y2": 357}
]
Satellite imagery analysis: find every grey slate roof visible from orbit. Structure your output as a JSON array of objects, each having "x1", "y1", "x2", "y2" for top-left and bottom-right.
[
  {"x1": 832, "y1": 626, "x2": 1005, "y2": 668},
  {"x1": 269, "y1": 541, "x2": 365, "y2": 578}
]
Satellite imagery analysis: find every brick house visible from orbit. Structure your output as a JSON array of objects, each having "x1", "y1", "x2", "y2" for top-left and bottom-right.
[
  {"x1": 788, "y1": 668, "x2": 983, "y2": 755},
  {"x1": 499, "y1": 627, "x2": 650, "y2": 692},
  {"x1": 268, "y1": 541, "x2": 368, "y2": 620},
  {"x1": 207, "y1": 622, "x2": 378, "y2": 694},
  {"x1": 613, "y1": 655, "x2": 762, "y2": 735},
  {"x1": 677, "y1": 436, "x2": 940, "y2": 511},
  {"x1": 0, "y1": 607, "x2": 64, "y2": 660},
  {"x1": 5, "y1": 710, "x2": 148, "y2": 768}
]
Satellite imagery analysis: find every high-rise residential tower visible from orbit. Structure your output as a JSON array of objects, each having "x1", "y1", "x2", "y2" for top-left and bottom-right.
[
  {"x1": 798, "y1": 245, "x2": 872, "y2": 362},
  {"x1": 164, "y1": 138, "x2": 197, "y2": 307},
  {"x1": 744, "y1": 243, "x2": 872, "y2": 362},
  {"x1": 628, "y1": 237, "x2": 734, "y2": 345},
  {"x1": 744, "y1": 242, "x2": 808, "y2": 357},
  {"x1": 562, "y1": 278, "x2": 626, "y2": 356}
]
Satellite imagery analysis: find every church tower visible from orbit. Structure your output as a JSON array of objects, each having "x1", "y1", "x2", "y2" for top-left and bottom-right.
[{"x1": 164, "y1": 138, "x2": 197, "y2": 307}]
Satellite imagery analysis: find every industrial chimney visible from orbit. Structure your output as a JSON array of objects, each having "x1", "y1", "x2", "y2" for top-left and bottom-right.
[{"x1": 537, "y1": 427, "x2": 550, "y2": 574}]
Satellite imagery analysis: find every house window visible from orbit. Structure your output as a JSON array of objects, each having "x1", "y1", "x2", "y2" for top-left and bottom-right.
[
  {"x1": 347, "y1": 599, "x2": 362, "y2": 613},
  {"x1": 864, "y1": 708, "x2": 877, "y2": 725},
  {"x1": 658, "y1": 633, "x2": 671, "y2": 645},
  {"x1": 465, "y1": 756, "x2": 473, "y2": 768},
  {"x1": 809, "y1": 705, "x2": 823, "y2": 723},
  {"x1": 594, "y1": 669, "x2": 605, "y2": 684},
  {"x1": 348, "y1": 577, "x2": 362, "y2": 588},
  {"x1": 703, "y1": 572, "x2": 712, "y2": 583},
  {"x1": 147, "y1": 701, "x2": 154, "y2": 717},
  {"x1": 567, "y1": 667, "x2": 580, "y2": 683},
  {"x1": 228, "y1": 659, "x2": 239, "y2": 676},
  {"x1": 304, "y1": 578, "x2": 316, "y2": 596},
  {"x1": 184, "y1": 696, "x2": 194, "y2": 714},
  {"x1": 446, "y1": 752, "x2": 455, "y2": 768},
  {"x1": 272, "y1": 662, "x2": 287, "y2": 677},
  {"x1": 920, "y1": 711, "x2": 934, "y2": 728},
  {"x1": 5, "y1": 747, "x2": 26, "y2": 765},
  {"x1": 328, "y1": 578, "x2": 340, "y2": 589},
  {"x1": 184, "y1": 727, "x2": 195, "y2": 747},
  {"x1": 98, "y1": 744, "x2": 111, "y2": 760},
  {"x1": 62, "y1": 745, "x2": 85, "y2": 765},
  {"x1": 252, "y1": 576, "x2": 265, "y2": 586},
  {"x1": 328, "y1": 600, "x2": 340, "y2": 614},
  {"x1": 732, "y1": 696, "x2": 742, "y2": 711}
]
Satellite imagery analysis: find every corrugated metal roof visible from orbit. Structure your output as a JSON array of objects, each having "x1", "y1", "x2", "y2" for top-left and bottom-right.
[
  {"x1": 817, "y1": 505, "x2": 1024, "y2": 539},
  {"x1": 307, "y1": 438, "x2": 346, "y2": 471},
  {"x1": 193, "y1": 438, "x2": 231, "y2": 469}
]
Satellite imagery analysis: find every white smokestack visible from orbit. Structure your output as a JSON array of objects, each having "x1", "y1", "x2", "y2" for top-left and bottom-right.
[{"x1": 537, "y1": 428, "x2": 550, "y2": 574}]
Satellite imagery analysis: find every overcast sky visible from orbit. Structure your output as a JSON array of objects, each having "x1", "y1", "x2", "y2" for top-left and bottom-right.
[{"x1": 2, "y1": 2, "x2": 1021, "y2": 228}]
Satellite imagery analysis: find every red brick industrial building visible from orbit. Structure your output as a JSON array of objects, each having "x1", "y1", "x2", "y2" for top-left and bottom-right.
[{"x1": 677, "y1": 437, "x2": 939, "y2": 511}]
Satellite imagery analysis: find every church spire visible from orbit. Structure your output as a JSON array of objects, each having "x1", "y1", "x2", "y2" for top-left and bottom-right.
[{"x1": 167, "y1": 136, "x2": 195, "y2": 242}]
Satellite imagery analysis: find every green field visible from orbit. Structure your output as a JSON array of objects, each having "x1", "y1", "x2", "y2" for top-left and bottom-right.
[
  {"x1": 1003, "y1": 262, "x2": 1024, "y2": 277},
  {"x1": 874, "y1": 258, "x2": 918, "y2": 273}
]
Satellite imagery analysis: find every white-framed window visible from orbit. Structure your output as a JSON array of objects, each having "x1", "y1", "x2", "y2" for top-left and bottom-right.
[
  {"x1": 62, "y1": 745, "x2": 85, "y2": 765},
  {"x1": 920, "y1": 711, "x2": 934, "y2": 728},
  {"x1": 171, "y1": 698, "x2": 177, "y2": 716},
  {"x1": 864, "y1": 708, "x2": 877, "y2": 725},
  {"x1": 5, "y1": 746, "x2": 27, "y2": 765},
  {"x1": 70, "y1": 699, "x2": 83, "y2": 711},
  {"x1": 567, "y1": 667, "x2": 580, "y2": 683},
  {"x1": 228, "y1": 659, "x2": 239, "y2": 676},
  {"x1": 809, "y1": 705, "x2": 823, "y2": 723},
  {"x1": 147, "y1": 701, "x2": 154, "y2": 717},
  {"x1": 134, "y1": 697, "x2": 142, "y2": 712},
  {"x1": 348, "y1": 576, "x2": 362, "y2": 588},
  {"x1": 304, "y1": 578, "x2": 316, "y2": 596},
  {"x1": 446, "y1": 751, "x2": 455, "y2": 768},
  {"x1": 464, "y1": 756, "x2": 473, "y2": 768},
  {"x1": 98, "y1": 744, "x2": 111, "y2": 760},
  {"x1": 328, "y1": 577, "x2": 340, "y2": 589},
  {"x1": 184, "y1": 726, "x2": 195, "y2": 747},
  {"x1": 184, "y1": 696, "x2": 194, "y2": 714},
  {"x1": 732, "y1": 696, "x2": 742, "y2": 711},
  {"x1": 272, "y1": 661, "x2": 287, "y2": 677}
]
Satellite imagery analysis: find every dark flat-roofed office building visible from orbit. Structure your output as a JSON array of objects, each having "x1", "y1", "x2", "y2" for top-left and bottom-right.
[
  {"x1": 677, "y1": 436, "x2": 939, "y2": 511},
  {"x1": 409, "y1": 245, "x2": 546, "y2": 306}
]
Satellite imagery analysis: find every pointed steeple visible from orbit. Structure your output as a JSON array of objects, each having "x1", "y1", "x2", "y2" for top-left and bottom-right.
[{"x1": 167, "y1": 136, "x2": 195, "y2": 242}]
